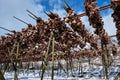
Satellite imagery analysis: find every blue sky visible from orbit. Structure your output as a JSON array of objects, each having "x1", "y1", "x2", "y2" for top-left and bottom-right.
[
  {"x1": 40, "y1": 0, "x2": 109, "y2": 10},
  {"x1": 39, "y1": 0, "x2": 111, "y2": 14},
  {"x1": 35, "y1": 0, "x2": 112, "y2": 16},
  {"x1": 0, "y1": 0, "x2": 116, "y2": 36}
]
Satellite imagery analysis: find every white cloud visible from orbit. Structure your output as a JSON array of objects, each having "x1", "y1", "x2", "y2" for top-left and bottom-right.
[
  {"x1": 0, "y1": 0, "x2": 46, "y2": 35},
  {"x1": 0, "y1": 0, "x2": 67, "y2": 36},
  {"x1": 103, "y1": 12, "x2": 116, "y2": 36},
  {"x1": 49, "y1": 0, "x2": 66, "y2": 19}
]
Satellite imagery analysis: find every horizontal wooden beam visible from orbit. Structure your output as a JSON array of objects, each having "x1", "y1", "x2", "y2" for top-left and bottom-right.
[
  {"x1": 77, "y1": 4, "x2": 111, "y2": 17},
  {"x1": 95, "y1": 35, "x2": 116, "y2": 40}
]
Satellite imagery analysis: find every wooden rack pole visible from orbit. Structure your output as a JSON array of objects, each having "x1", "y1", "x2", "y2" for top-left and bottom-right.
[{"x1": 77, "y1": 4, "x2": 111, "y2": 18}]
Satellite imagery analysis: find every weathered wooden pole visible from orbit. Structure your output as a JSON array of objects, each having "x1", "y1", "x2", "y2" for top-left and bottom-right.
[
  {"x1": 101, "y1": 44, "x2": 108, "y2": 79},
  {"x1": 51, "y1": 36, "x2": 55, "y2": 80},
  {"x1": 77, "y1": 4, "x2": 111, "y2": 18},
  {"x1": 78, "y1": 52, "x2": 83, "y2": 77},
  {"x1": 0, "y1": 26, "x2": 16, "y2": 34},
  {"x1": 41, "y1": 31, "x2": 53, "y2": 80}
]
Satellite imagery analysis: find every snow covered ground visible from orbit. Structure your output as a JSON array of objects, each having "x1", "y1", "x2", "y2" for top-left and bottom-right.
[
  {"x1": 3, "y1": 56, "x2": 120, "y2": 80},
  {"x1": 4, "y1": 66, "x2": 120, "y2": 80}
]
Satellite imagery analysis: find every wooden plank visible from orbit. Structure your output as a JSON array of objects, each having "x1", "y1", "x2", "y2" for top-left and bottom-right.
[
  {"x1": 95, "y1": 35, "x2": 116, "y2": 40},
  {"x1": 77, "y1": 4, "x2": 111, "y2": 17}
]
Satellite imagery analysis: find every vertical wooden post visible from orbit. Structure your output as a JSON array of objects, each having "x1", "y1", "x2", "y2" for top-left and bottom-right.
[
  {"x1": 79, "y1": 53, "x2": 83, "y2": 76},
  {"x1": 41, "y1": 31, "x2": 53, "y2": 80},
  {"x1": 101, "y1": 44, "x2": 108, "y2": 79},
  {"x1": 51, "y1": 37, "x2": 55, "y2": 80},
  {"x1": 104, "y1": 45, "x2": 108, "y2": 79}
]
